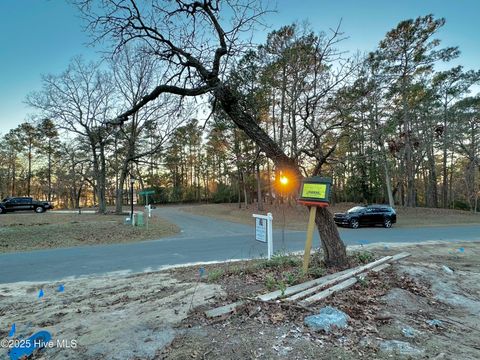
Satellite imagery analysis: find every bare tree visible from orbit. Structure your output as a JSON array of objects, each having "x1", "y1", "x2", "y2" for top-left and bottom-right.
[
  {"x1": 75, "y1": 0, "x2": 347, "y2": 266},
  {"x1": 27, "y1": 57, "x2": 115, "y2": 213},
  {"x1": 111, "y1": 46, "x2": 184, "y2": 213}
]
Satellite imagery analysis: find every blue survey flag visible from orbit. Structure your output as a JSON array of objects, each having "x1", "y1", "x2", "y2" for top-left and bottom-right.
[{"x1": 9, "y1": 323, "x2": 16, "y2": 337}]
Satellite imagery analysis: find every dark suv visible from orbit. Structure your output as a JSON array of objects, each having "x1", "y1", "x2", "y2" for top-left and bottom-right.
[
  {"x1": 0, "y1": 197, "x2": 54, "y2": 214},
  {"x1": 333, "y1": 205, "x2": 396, "y2": 229}
]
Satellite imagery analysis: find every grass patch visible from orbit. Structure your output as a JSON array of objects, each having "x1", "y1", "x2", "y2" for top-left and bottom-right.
[
  {"x1": 199, "y1": 252, "x2": 327, "y2": 297},
  {"x1": 207, "y1": 268, "x2": 225, "y2": 282},
  {"x1": 0, "y1": 212, "x2": 179, "y2": 253},
  {"x1": 262, "y1": 253, "x2": 302, "y2": 269}
]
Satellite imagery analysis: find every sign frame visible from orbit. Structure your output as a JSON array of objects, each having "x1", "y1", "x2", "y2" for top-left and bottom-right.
[{"x1": 298, "y1": 176, "x2": 332, "y2": 206}]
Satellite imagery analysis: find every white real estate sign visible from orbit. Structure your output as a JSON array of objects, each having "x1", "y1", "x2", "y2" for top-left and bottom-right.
[
  {"x1": 253, "y1": 213, "x2": 273, "y2": 259},
  {"x1": 255, "y1": 218, "x2": 267, "y2": 242}
]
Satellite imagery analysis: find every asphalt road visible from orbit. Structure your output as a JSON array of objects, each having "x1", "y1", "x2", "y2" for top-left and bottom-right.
[{"x1": 1, "y1": 206, "x2": 479, "y2": 284}]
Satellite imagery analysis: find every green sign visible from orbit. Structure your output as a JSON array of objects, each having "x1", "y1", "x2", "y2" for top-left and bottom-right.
[
  {"x1": 302, "y1": 183, "x2": 327, "y2": 199},
  {"x1": 298, "y1": 177, "x2": 332, "y2": 203},
  {"x1": 139, "y1": 190, "x2": 155, "y2": 196}
]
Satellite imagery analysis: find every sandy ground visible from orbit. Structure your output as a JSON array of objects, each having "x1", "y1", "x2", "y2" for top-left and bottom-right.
[
  {"x1": 0, "y1": 273, "x2": 223, "y2": 359},
  {"x1": 1, "y1": 241, "x2": 479, "y2": 359}
]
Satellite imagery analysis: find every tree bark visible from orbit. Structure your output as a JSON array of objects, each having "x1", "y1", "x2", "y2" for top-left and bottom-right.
[
  {"x1": 442, "y1": 108, "x2": 448, "y2": 208},
  {"x1": 47, "y1": 140, "x2": 52, "y2": 202},
  {"x1": 315, "y1": 207, "x2": 348, "y2": 267},
  {"x1": 383, "y1": 156, "x2": 395, "y2": 207},
  {"x1": 91, "y1": 139, "x2": 108, "y2": 214}
]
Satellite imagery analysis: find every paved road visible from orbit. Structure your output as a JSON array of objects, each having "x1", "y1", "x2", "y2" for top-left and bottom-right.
[{"x1": 1, "y1": 206, "x2": 479, "y2": 284}]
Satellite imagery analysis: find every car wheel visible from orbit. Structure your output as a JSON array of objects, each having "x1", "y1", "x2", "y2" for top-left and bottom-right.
[
  {"x1": 35, "y1": 206, "x2": 45, "y2": 213},
  {"x1": 383, "y1": 217, "x2": 392, "y2": 228},
  {"x1": 350, "y1": 218, "x2": 359, "y2": 229},
  {"x1": 0, "y1": 207, "x2": 4, "y2": 214}
]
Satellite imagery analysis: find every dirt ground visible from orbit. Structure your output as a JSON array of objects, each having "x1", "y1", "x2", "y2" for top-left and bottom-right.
[
  {"x1": 0, "y1": 212, "x2": 179, "y2": 253},
  {"x1": 1, "y1": 241, "x2": 479, "y2": 359},
  {"x1": 0, "y1": 272, "x2": 223, "y2": 360},
  {"x1": 164, "y1": 241, "x2": 480, "y2": 360},
  {"x1": 184, "y1": 202, "x2": 480, "y2": 230}
]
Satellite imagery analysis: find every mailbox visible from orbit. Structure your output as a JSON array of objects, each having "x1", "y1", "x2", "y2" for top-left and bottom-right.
[{"x1": 297, "y1": 176, "x2": 332, "y2": 207}]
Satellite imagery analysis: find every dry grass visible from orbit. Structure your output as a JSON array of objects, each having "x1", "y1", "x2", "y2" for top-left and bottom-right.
[
  {"x1": 0, "y1": 212, "x2": 179, "y2": 253},
  {"x1": 183, "y1": 202, "x2": 480, "y2": 230}
]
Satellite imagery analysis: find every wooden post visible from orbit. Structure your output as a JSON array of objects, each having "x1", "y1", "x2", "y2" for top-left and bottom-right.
[{"x1": 303, "y1": 206, "x2": 317, "y2": 273}]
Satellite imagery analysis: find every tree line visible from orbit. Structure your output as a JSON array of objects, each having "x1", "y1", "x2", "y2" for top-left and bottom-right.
[{"x1": 2, "y1": 15, "x2": 478, "y2": 212}]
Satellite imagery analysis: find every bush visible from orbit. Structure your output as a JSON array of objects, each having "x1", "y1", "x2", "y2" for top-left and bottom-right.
[
  {"x1": 452, "y1": 200, "x2": 471, "y2": 211},
  {"x1": 212, "y1": 183, "x2": 235, "y2": 203},
  {"x1": 356, "y1": 251, "x2": 374, "y2": 264}
]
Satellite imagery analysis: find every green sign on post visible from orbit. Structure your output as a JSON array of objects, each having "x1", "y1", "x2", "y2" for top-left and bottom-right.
[
  {"x1": 297, "y1": 177, "x2": 332, "y2": 273},
  {"x1": 298, "y1": 177, "x2": 332, "y2": 204},
  {"x1": 138, "y1": 189, "x2": 155, "y2": 206}
]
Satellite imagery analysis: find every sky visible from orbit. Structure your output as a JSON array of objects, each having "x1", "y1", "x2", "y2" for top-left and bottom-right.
[{"x1": 1, "y1": 0, "x2": 479, "y2": 134}]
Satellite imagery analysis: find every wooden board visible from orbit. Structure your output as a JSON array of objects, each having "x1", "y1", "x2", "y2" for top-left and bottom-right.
[
  {"x1": 299, "y1": 277, "x2": 358, "y2": 306},
  {"x1": 285, "y1": 255, "x2": 393, "y2": 302},
  {"x1": 204, "y1": 252, "x2": 411, "y2": 317},
  {"x1": 205, "y1": 300, "x2": 245, "y2": 318}
]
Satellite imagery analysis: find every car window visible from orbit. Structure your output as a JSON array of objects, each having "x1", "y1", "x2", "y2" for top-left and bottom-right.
[
  {"x1": 19, "y1": 198, "x2": 31, "y2": 204},
  {"x1": 347, "y1": 206, "x2": 365, "y2": 213}
]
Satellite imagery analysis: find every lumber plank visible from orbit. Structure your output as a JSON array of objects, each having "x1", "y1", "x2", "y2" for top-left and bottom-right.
[
  {"x1": 205, "y1": 300, "x2": 245, "y2": 318},
  {"x1": 257, "y1": 264, "x2": 365, "y2": 301},
  {"x1": 299, "y1": 254, "x2": 409, "y2": 305},
  {"x1": 285, "y1": 255, "x2": 393, "y2": 302},
  {"x1": 300, "y1": 277, "x2": 358, "y2": 306},
  {"x1": 371, "y1": 263, "x2": 391, "y2": 273},
  {"x1": 205, "y1": 252, "x2": 409, "y2": 317},
  {"x1": 390, "y1": 252, "x2": 411, "y2": 262},
  {"x1": 206, "y1": 268, "x2": 360, "y2": 317}
]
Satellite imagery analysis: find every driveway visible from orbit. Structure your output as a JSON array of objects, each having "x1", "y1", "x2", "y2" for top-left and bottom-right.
[{"x1": 0, "y1": 206, "x2": 479, "y2": 283}]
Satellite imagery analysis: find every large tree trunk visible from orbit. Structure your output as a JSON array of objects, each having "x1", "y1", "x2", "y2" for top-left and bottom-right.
[
  {"x1": 115, "y1": 167, "x2": 128, "y2": 214},
  {"x1": 405, "y1": 139, "x2": 416, "y2": 206},
  {"x1": 91, "y1": 140, "x2": 108, "y2": 214},
  {"x1": 215, "y1": 84, "x2": 347, "y2": 267},
  {"x1": 383, "y1": 157, "x2": 395, "y2": 207},
  {"x1": 47, "y1": 140, "x2": 52, "y2": 202},
  {"x1": 27, "y1": 143, "x2": 32, "y2": 197},
  {"x1": 315, "y1": 207, "x2": 348, "y2": 267},
  {"x1": 427, "y1": 143, "x2": 438, "y2": 208},
  {"x1": 11, "y1": 156, "x2": 16, "y2": 196},
  {"x1": 442, "y1": 103, "x2": 448, "y2": 208}
]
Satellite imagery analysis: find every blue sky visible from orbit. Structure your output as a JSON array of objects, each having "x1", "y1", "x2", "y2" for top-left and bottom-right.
[{"x1": 1, "y1": 0, "x2": 479, "y2": 134}]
